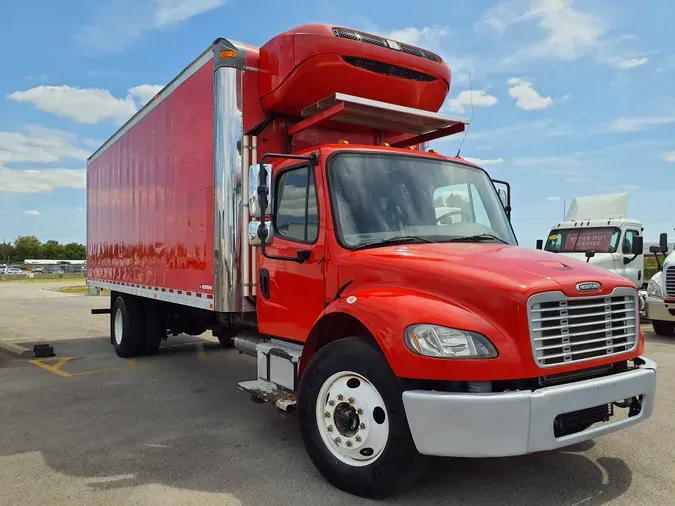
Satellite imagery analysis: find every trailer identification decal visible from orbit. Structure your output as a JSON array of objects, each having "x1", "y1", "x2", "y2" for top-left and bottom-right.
[{"x1": 199, "y1": 284, "x2": 213, "y2": 291}]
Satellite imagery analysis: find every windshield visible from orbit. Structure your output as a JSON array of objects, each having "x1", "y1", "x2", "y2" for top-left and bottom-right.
[
  {"x1": 545, "y1": 227, "x2": 621, "y2": 253},
  {"x1": 327, "y1": 153, "x2": 517, "y2": 248}
]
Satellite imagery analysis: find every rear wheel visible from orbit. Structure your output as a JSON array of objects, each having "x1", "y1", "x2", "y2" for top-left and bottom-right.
[
  {"x1": 111, "y1": 295, "x2": 143, "y2": 358},
  {"x1": 652, "y1": 320, "x2": 675, "y2": 335},
  {"x1": 298, "y1": 337, "x2": 428, "y2": 498}
]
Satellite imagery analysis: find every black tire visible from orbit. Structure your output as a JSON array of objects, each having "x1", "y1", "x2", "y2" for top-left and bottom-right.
[
  {"x1": 298, "y1": 337, "x2": 428, "y2": 498},
  {"x1": 111, "y1": 295, "x2": 143, "y2": 358},
  {"x1": 652, "y1": 320, "x2": 675, "y2": 335},
  {"x1": 214, "y1": 330, "x2": 236, "y2": 348},
  {"x1": 142, "y1": 300, "x2": 166, "y2": 356}
]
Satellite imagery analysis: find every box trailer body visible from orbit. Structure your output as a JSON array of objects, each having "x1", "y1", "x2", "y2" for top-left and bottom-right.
[{"x1": 87, "y1": 25, "x2": 656, "y2": 498}]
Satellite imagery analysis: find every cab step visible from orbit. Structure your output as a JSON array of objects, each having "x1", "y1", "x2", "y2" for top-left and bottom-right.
[{"x1": 238, "y1": 379, "x2": 297, "y2": 412}]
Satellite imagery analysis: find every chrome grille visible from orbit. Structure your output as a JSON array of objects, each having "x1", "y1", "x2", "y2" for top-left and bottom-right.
[
  {"x1": 666, "y1": 266, "x2": 675, "y2": 298},
  {"x1": 332, "y1": 27, "x2": 442, "y2": 63},
  {"x1": 528, "y1": 288, "x2": 638, "y2": 368}
]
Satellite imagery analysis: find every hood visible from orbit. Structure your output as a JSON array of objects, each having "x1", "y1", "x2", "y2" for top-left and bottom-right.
[
  {"x1": 339, "y1": 243, "x2": 632, "y2": 301},
  {"x1": 338, "y1": 243, "x2": 634, "y2": 341}
]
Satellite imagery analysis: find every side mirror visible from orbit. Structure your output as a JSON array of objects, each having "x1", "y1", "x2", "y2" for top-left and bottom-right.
[
  {"x1": 536, "y1": 239, "x2": 543, "y2": 250},
  {"x1": 492, "y1": 179, "x2": 511, "y2": 220},
  {"x1": 631, "y1": 236, "x2": 644, "y2": 256},
  {"x1": 585, "y1": 250, "x2": 596, "y2": 263},
  {"x1": 249, "y1": 163, "x2": 272, "y2": 217},
  {"x1": 659, "y1": 232, "x2": 668, "y2": 253}
]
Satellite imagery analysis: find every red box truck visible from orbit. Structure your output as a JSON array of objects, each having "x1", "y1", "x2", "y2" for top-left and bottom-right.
[{"x1": 87, "y1": 24, "x2": 657, "y2": 497}]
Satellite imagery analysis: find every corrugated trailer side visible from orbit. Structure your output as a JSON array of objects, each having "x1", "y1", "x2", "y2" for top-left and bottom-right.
[{"x1": 87, "y1": 41, "x2": 246, "y2": 312}]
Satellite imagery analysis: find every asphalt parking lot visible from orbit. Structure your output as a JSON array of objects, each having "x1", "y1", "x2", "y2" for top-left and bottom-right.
[{"x1": 1, "y1": 281, "x2": 674, "y2": 505}]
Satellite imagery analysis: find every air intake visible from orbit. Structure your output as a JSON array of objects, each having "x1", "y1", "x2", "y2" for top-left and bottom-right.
[
  {"x1": 341, "y1": 56, "x2": 437, "y2": 82},
  {"x1": 332, "y1": 27, "x2": 442, "y2": 63}
]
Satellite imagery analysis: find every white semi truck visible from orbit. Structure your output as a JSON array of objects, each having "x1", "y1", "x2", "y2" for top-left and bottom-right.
[
  {"x1": 537, "y1": 193, "x2": 645, "y2": 289},
  {"x1": 644, "y1": 233, "x2": 675, "y2": 335}
]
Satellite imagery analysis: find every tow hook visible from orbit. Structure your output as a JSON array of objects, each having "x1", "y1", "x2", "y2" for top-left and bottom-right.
[{"x1": 613, "y1": 396, "x2": 642, "y2": 417}]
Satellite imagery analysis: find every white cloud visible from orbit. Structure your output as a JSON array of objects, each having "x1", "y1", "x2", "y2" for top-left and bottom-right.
[
  {"x1": 609, "y1": 56, "x2": 648, "y2": 70},
  {"x1": 77, "y1": 0, "x2": 226, "y2": 52},
  {"x1": 0, "y1": 167, "x2": 86, "y2": 194},
  {"x1": 387, "y1": 25, "x2": 450, "y2": 46},
  {"x1": 485, "y1": 0, "x2": 607, "y2": 64},
  {"x1": 610, "y1": 116, "x2": 675, "y2": 132},
  {"x1": 619, "y1": 184, "x2": 640, "y2": 190},
  {"x1": 663, "y1": 151, "x2": 675, "y2": 162},
  {"x1": 128, "y1": 84, "x2": 164, "y2": 105},
  {"x1": 76, "y1": 207, "x2": 85, "y2": 212},
  {"x1": 82, "y1": 138, "x2": 103, "y2": 149},
  {"x1": 154, "y1": 0, "x2": 225, "y2": 27},
  {"x1": 23, "y1": 210, "x2": 40, "y2": 216},
  {"x1": 464, "y1": 157, "x2": 504, "y2": 166},
  {"x1": 513, "y1": 155, "x2": 580, "y2": 167},
  {"x1": 0, "y1": 125, "x2": 90, "y2": 164},
  {"x1": 508, "y1": 77, "x2": 553, "y2": 110},
  {"x1": 8, "y1": 85, "x2": 137, "y2": 124},
  {"x1": 547, "y1": 196, "x2": 561, "y2": 200},
  {"x1": 448, "y1": 90, "x2": 498, "y2": 114}
]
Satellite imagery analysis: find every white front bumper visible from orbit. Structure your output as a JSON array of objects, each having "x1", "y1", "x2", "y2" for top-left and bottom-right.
[
  {"x1": 402, "y1": 357, "x2": 656, "y2": 458},
  {"x1": 645, "y1": 296, "x2": 675, "y2": 322}
]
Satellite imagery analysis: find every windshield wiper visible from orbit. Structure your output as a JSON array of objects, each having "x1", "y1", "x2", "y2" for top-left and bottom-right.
[
  {"x1": 351, "y1": 236, "x2": 434, "y2": 251},
  {"x1": 444, "y1": 233, "x2": 510, "y2": 245}
]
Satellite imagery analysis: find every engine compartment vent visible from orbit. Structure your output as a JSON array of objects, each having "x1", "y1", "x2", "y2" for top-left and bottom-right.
[
  {"x1": 332, "y1": 27, "x2": 442, "y2": 63},
  {"x1": 341, "y1": 56, "x2": 437, "y2": 82}
]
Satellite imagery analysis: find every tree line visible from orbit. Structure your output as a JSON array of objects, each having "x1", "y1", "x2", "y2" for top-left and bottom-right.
[{"x1": 0, "y1": 236, "x2": 86, "y2": 263}]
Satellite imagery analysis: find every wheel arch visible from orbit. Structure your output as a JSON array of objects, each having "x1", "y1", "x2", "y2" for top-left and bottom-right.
[{"x1": 299, "y1": 311, "x2": 379, "y2": 379}]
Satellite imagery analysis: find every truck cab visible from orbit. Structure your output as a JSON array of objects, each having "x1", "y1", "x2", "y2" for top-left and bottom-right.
[
  {"x1": 644, "y1": 233, "x2": 675, "y2": 335},
  {"x1": 538, "y1": 194, "x2": 644, "y2": 289}
]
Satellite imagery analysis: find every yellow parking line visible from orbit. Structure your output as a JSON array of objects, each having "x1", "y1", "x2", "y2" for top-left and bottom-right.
[
  {"x1": 28, "y1": 357, "x2": 136, "y2": 378},
  {"x1": 28, "y1": 357, "x2": 73, "y2": 377}
]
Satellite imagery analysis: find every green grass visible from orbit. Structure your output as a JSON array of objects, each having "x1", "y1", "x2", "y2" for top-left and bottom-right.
[
  {"x1": 48, "y1": 284, "x2": 109, "y2": 295},
  {"x1": 0, "y1": 276, "x2": 84, "y2": 283},
  {"x1": 644, "y1": 254, "x2": 658, "y2": 283}
]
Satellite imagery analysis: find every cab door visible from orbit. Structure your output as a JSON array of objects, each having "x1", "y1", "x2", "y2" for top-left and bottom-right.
[
  {"x1": 255, "y1": 163, "x2": 326, "y2": 341},
  {"x1": 621, "y1": 228, "x2": 643, "y2": 287}
]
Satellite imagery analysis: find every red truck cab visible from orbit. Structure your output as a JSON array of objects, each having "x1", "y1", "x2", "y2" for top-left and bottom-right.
[{"x1": 87, "y1": 24, "x2": 657, "y2": 498}]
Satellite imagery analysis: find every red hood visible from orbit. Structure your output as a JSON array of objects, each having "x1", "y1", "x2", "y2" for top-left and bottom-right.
[
  {"x1": 339, "y1": 242, "x2": 633, "y2": 300},
  {"x1": 338, "y1": 243, "x2": 634, "y2": 345},
  {"x1": 335, "y1": 243, "x2": 639, "y2": 380}
]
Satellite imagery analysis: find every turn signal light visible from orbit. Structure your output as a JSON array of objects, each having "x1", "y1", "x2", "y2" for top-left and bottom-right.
[
  {"x1": 220, "y1": 49, "x2": 237, "y2": 59},
  {"x1": 338, "y1": 139, "x2": 349, "y2": 144}
]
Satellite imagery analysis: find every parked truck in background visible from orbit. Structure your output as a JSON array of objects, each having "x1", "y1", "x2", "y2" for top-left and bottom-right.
[
  {"x1": 537, "y1": 193, "x2": 645, "y2": 290},
  {"x1": 87, "y1": 24, "x2": 657, "y2": 497},
  {"x1": 644, "y1": 233, "x2": 675, "y2": 335}
]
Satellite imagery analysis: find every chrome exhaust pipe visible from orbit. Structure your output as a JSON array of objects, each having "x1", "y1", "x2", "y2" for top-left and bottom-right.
[{"x1": 233, "y1": 333, "x2": 268, "y2": 357}]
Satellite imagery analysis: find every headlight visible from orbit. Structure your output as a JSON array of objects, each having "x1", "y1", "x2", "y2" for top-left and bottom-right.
[
  {"x1": 404, "y1": 324, "x2": 498, "y2": 359},
  {"x1": 647, "y1": 280, "x2": 663, "y2": 299}
]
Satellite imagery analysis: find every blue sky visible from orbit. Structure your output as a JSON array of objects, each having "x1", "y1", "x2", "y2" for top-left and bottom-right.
[{"x1": 0, "y1": 0, "x2": 673, "y2": 247}]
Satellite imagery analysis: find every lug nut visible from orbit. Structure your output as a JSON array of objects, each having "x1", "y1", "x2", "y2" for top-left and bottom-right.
[
  {"x1": 324, "y1": 412, "x2": 330, "y2": 418},
  {"x1": 346, "y1": 440, "x2": 353, "y2": 447},
  {"x1": 335, "y1": 437, "x2": 341, "y2": 444},
  {"x1": 348, "y1": 397, "x2": 355, "y2": 404},
  {"x1": 337, "y1": 394, "x2": 344, "y2": 401},
  {"x1": 327, "y1": 425, "x2": 334, "y2": 432},
  {"x1": 328, "y1": 400, "x2": 335, "y2": 406},
  {"x1": 359, "y1": 423, "x2": 366, "y2": 429},
  {"x1": 357, "y1": 408, "x2": 363, "y2": 415},
  {"x1": 355, "y1": 435, "x2": 362, "y2": 442}
]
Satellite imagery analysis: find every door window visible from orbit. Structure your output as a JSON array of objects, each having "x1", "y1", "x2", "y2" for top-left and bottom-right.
[
  {"x1": 622, "y1": 230, "x2": 640, "y2": 254},
  {"x1": 274, "y1": 166, "x2": 318, "y2": 243}
]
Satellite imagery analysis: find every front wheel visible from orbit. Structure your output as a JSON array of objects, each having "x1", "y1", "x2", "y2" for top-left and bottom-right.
[
  {"x1": 652, "y1": 320, "x2": 675, "y2": 335},
  {"x1": 298, "y1": 337, "x2": 427, "y2": 498}
]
